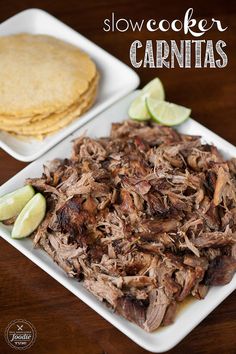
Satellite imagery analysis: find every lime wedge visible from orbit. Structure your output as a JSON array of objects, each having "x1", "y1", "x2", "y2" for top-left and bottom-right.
[
  {"x1": 146, "y1": 98, "x2": 191, "y2": 126},
  {"x1": 12, "y1": 193, "x2": 46, "y2": 239},
  {"x1": 128, "y1": 96, "x2": 150, "y2": 121},
  {"x1": 129, "y1": 78, "x2": 165, "y2": 120},
  {"x1": 141, "y1": 78, "x2": 165, "y2": 101},
  {"x1": 0, "y1": 185, "x2": 35, "y2": 221}
]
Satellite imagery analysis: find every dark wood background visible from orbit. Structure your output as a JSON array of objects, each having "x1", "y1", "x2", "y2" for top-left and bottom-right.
[{"x1": 0, "y1": 1, "x2": 235, "y2": 353}]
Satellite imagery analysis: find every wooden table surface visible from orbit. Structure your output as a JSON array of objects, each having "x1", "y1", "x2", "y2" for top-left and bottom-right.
[{"x1": 0, "y1": 1, "x2": 235, "y2": 353}]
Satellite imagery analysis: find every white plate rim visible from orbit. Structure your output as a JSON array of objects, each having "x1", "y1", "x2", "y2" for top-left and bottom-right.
[{"x1": 0, "y1": 91, "x2": 235, "y2": 353}]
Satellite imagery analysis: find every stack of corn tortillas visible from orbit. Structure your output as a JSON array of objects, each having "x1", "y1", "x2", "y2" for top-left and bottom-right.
[{"x1": 0, "y1": 34, "x2": 98, "y2": 139}]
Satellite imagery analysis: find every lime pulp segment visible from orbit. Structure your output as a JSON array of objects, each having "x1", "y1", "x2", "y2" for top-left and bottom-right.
[
  {"x1": 129, "y1": 77, "x2": 165, "y2": 120},
  {"x1": 146, "y1": 97, "x2": 191, "y2": 126},
  {"x1": 128, "y1": 96, "x2": 150, "y2": 120},
  {"x1": 0, "y1": 185, "x2": 35, "y2": 221},
  {"x1": 141, "y1": 77, "x2": 165, "y2": 101},
  {"x1": 11, "y1": 193, "x2": 46, "y2": 239}
]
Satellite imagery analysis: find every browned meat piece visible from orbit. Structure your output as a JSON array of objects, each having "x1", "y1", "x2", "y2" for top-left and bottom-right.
[
  {"x1": 147, "y1": 257, "x2": 180, "y2": 300},
  {"x1": 122, "y1": 176, "x2": 151, "y2": 196},
  {"x1": 73, "y1": 137, "x2": 107, "y2": 162},
  {"x1": 205, "y1": 170, "x2": 217, "y2": 194},
  {"x1": 56, "y1": 197, "x2": 95, "y2": 244},
  {"x1": 186, "y1": 146, "x2": 222, "y2": 172},
  {"x1": 213, "y1": 165, "x2": 236, "y2": 208},
  {"x1": 162, "y1": 276, "x2": 181, "y2": 299},
  {"x1": 183, "y1": 255, "x2": 209, "y2": 299},
  {"x1": 65, "y1": 172, "x2": 111, "y2": 198},
  {"x1": 122, "y1": 275, "x2": 155, "y2": 288},
  {"x1": 203, "y1": 202, "x2": 220, "y2": 230},
  {"x1": 201, "y1": 248, "x2": 221, "y2": 261},
  {"x1": 213, "y1": 166, "x2": 229, "y2": 205},
  {"x1": 145, "y1": 192, "x2": 170, "y2": 217},
  {"x1": 42, "y1": 159, "x2": 65, "y2": 185},
  {"x1": 175, "y1": 268, "x2": 197, "y2": 301},
  {"x1": 101, "y1": 275, "x2": 155, "y2": 288},
  {"x1": 228, "y1": 157, "x2": 236, "y2": 176},
  {"x1": 192, "y1": 284, "x2": 209, "y2": 299},
  {"x1": 58, "y1": 169, "x2": 79, "y2": 192},
  {"x1": 44, "y1": 158, "x2": 63, "y2": 173},
  {"x1": 180, "y1": 232, "x2": 201, "y2": 257},
  {"x1": 116, "y1": 296, "x2": 147, "y2": 328},
  {"x1": 48, "y1": 233, "x2": 82, "y2": 260},
  {"x1": 232, "y1": 244, "x2": 236, "y2": 259},
  {"x1": 123, "y1": 252, "x2": 153, "y2": 276},
  {"x1": 193, "y1": 230, "x2": 236, "y2": 248},
  {"x1": 143, "y1": 288, "x2": 170, "y2": 332},
  {"x1": 83, "y1": 196, "x2": 98, "y2": 214},
  {"x1": 25, "y1": 119, "x2": 236, "y2": 332},
  {"x1": 221, "y1": 208, "x2": 236, "y2": 229},
  {"x1": 119, "y1": 189, "x2": 135, "y2": 214},
  {"x1": 183, "y1": 255, "x2": 208, "y2": 270},
  {"x1": 26, "y1": 178, "x2": 62, "y2": 197},
  {"x1": 162, "y1": 301, "x2": 177, "y2": 326},
  {"x1": 33, "y1": 211, "x2": 54, "y2": 245},
  {"x1": 56, "y1": 196, "x2": 83, "y2": 234},
  {"x1": 111, "y1": 120, "x2": 182, "y2": 146},
  {"x1": 133, "y1": 136, "x2": 149, "y2": 152},
  {"x1": 140, "y1": 219, "x2": 180, "y2": 235},
  {"x1": 166, "y1": 191, "x2": 189, "y2": 211},
  {"x1": 204, "y1": 256, "x2": 236, "y2": 285},
  {"x1": 164, "y1": 252, "x2": 184, "y2": 270},
  {"x1": 163, "y1": 152, "x2": 183, "y2": 168},
  {"x1": 84, "y1": 278, "x2": 123, "y2": 307},
  {"x1": 37, "y1": 231, "x2": 78, "y2": 277},
  {"x1": 138, "y1": 242, "x2": 165, "y2": 254}
]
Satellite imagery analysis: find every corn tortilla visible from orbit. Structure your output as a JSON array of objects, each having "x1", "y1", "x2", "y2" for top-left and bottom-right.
[
  {"x1": 0, "y1": 34, "x2": 97, "y2": 117},
  {"x1": 0, "y1": 84, "x2": 97, "y2": 135},
  {"x1": 0, "y1": 74, "x2": 98, "y2": 127}
]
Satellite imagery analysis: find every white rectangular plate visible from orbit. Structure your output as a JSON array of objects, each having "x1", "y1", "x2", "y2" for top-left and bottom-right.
[
  {"x1": 0, "y1": 9, "x2": 139, "y2": 162},
  {"x1": 0, "y1": 91, "x2": 235, "y2": 353}
]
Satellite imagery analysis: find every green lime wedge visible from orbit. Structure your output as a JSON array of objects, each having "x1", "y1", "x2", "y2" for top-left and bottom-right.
[
  {"x1": 0, "y1": 185, "x2": 35, "y2": 221},
  {"x1": 146, "y1": 97, "x2": 191, "y2": 126},
  {"x1": 12, "y1": 193, "x2": 46, "y2": 239},
  {"x1": 129, "y1": 77, "x2": 165, "y2": 120},
  {"x1": 141, "y1": 78, "x2": 165, "y2": 101},
  {"x1": 128, "y1": 96, "x2": 150, "y2": 121}
]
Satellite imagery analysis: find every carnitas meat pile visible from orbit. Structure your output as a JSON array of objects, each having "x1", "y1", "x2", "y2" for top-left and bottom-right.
[{"x1": 27, "y1": 120, "x2": 236, "y2": 332}]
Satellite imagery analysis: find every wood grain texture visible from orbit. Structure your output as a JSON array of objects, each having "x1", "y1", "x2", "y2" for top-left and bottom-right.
[{"x1": 0, "y1": 1, "x2": 235, "y2": 353}]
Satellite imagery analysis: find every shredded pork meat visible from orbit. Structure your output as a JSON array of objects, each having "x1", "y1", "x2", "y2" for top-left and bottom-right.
[{"x1": 27, "y1": 120, "x2": 236, "y2": 332}]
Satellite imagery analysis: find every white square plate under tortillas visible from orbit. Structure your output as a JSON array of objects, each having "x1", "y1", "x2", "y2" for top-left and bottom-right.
[
  {"x1": 0, "y1": 9, "x2": 139, "y2": 162},
  {"x1": 0, "y1": 91, "x2": 235, "y2": 353}
]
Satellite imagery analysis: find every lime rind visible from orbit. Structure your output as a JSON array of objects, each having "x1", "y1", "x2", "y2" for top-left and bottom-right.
[
  {"x1": 129, "y1": 77, "x2": 165, "y2": 121},
  {"x1": 146, "y1": 97, "x2": 191, "y2": 126},
  {"x1": 0, "y1": 185, "x2": 35, "y2": 221},
  {"x1": 128, "y1": 96, "x2": 150, "y2": 121},
  {"x1": 141, "y1": 78, "x2": 165, "y2": 101},
  {"x1": 11, "y1": 193, "x2": 46, "y2": 239}
]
